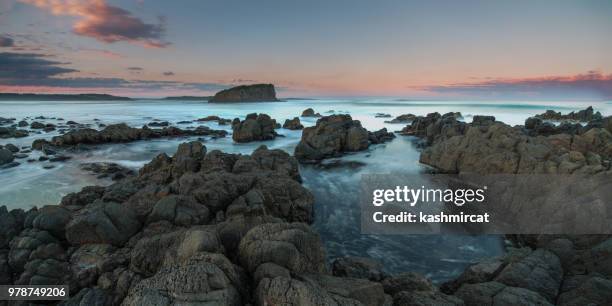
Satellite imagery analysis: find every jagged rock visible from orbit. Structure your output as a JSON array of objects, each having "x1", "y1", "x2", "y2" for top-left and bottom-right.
[
  {"x1": 455, "y1": 281, "x2": 552, "y2": 306},
  {"x1": 368, "y1": 128, "x2": 395, "y2": 144},
  {"x1": 493, "y1": 249, "x2": 562, "y2": 302},
  {"x1": 301, "y1": 108, "x2": 321, "y2": 117},
  {"x1": 30, "y1": 121, "x2": 45, "y2": 129},
  {"x1": 535, "y1": 106, "x2": 602, "y2": 122},
  {"x1": 0, "y1": 206, "x2": 25, "y2": 248},
  {"x1": 283, "y1": 117, "x2": 304, "y2": 130},
  {"x1": 81, "y1": 162, "x2": 135, "y2": 181},
  {"x1": 32, "y1": 123, "x2": 226, "y2": 148},
  {"x1": 146, "y1": 121, "x2": 169, "y2": 127},
  {"x1": 147, "y1": 195, "x2": 210, "y2": 226},
  {"x1": 231, "y1": 113, "x2": 278, "y2": 142},
  {"x1": 253, "y1": 262, "x2": 290, "y2": 285},
  {"x1": 256, "y1": 276, "x2": 363, "y2": 306},
  {"x1": 209, "y1": 83, "x2": 278, "y2": 103},
  {"x1": 557, "y1": 276, "x2": 612, "y2": 306},
  {"x1": 59, "y1": 287, "x2": 112, "y2": 306},
  {"x1": 238, "y1": 222, "x2": 326, "y2": 274},
  {"x1": 381, "y1": 272, "x2": 435, "y2": 296},
  {"x1": 69, "y1": 244, "x2": 117, "y2": 289},
  {"x1": 65, "y1": 201, "x2": 142, "y2": 246},
  {"x1": 332, "y1": 256, "x2": 385, "y2": 281},
  {"x1": 394, "y1": 290, "x2": 464, "y2": 306},
  {"x1": 8, "y1": 229, "x2": 60, "y2": 273},
  {"x1": 31, "y1": 205, "x2": 72, "y2": 239},
  {"x1": 3, "y1": 143, "x2": 18, "y2": 153},
  {"x1": 385, "y1": 113, "x2": 417, "y2": 124},
  {"x1": 304, "y1": 273, "x2": 389, "y2": 306},
  {"x1": 294, "y1": 114, "x2": 369, "y2": 162},
  {"x1": 442, "y1": 257, "x2": 505, "y2": 294},
  {"x1": 122, "y1": 253, "x2": 246, "y2": 305}
]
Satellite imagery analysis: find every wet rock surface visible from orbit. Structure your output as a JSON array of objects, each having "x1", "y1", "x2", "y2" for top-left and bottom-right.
[
  {"x1": 294, "y1": 114, "x2": 389, "y2": 162},
  {"x1": 231, "y1": 113, "x2": 278, "y2": 143},
  {"x1": 535, "y1": 106, "x2": 602, "y2": 122}
]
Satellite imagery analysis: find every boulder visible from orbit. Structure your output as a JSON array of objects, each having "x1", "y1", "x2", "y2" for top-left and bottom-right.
[
  {"x1": 283, "y1": 117, "x2": 304, "y2": 130},
  {"x1": 332, "y1": 256, "x2": 385, "y2": 281},
  {"x1": 209, "y1": 83, "x2": 278, "y2": 103},
  {"x1": 385, "y1": 113, "x2": 417, "y2": 124},
  {"x1": 65, "y1": 202, "x2": 142, "y2": 246},
  {"x1": 0, "y1": 148, "x2": 14, "y2": 166},
  {"x1": 238, "y1": 222, "x2": 326, "y2": 274},
  {"x1": 294, "y1": 114, "x2": 369, "y2": 162},
  {"x1": 231, "y1": 113, "x2": 278, "y2": 143},
  {"x1": 301, "y1": 108, "x2": 321, "y2": 117},
  {"x1": 368, "y1": 128, "x2": 395, "y2": 144},
  {"x1": 535, "y1": 106, "x2": 602, "y2": 122},
  {"x1": 455, "y1": 281, "x2": 552, "y2": 306},
  {"x1": 381, "y1": 272, "x2": 435, "y2": 296}
]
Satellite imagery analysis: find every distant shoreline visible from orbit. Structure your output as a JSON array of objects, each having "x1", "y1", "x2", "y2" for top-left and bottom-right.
[{"x1": 0, "y1": 93, "x2": 132, "y2": 101}]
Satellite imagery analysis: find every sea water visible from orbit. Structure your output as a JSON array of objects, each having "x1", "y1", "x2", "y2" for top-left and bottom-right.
[{"x1": 1, "y1": 98, "x2": 610, "y2": 281}]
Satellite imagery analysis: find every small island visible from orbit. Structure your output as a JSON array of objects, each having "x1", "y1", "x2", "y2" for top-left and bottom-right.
[
  {"x1": 0, "y1": 93, "x2": 132, "y2": 101},
  {"x1": 208, "y1": 84, "x2": 279, "y2": 103}
]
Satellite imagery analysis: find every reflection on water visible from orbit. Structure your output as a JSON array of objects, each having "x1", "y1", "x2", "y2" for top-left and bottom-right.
[{"x1": 2, "y1": 98, "x2": 609, "y2": 281}]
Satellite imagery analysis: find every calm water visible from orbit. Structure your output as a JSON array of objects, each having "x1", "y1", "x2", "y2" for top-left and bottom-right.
[{"x1": 1, "y1": 98, "x2": 610, "y2": 281}]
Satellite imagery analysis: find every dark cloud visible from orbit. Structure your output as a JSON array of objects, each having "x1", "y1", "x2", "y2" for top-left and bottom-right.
[
  {"x1": 420, "y1": 71, "x2": 612, "y2": 100},
  {"x1": 20, "y1": 0, "x2": 170, "y2": 48},
  {"x1": 127, "y1": 67, "x2": 143, "y2": 71},
  {"x1": 162, "y1": 71, "x2": 174, "y2": 76},
  {"x1": 0, "y1": 52, "x2": 228, "y2": 92},
  {"x1": 0, "y1": 35, "x2": 14, "y2": 47},
  {"x1": 0, "y1": 52, "x2": 77, "y2": 81}
]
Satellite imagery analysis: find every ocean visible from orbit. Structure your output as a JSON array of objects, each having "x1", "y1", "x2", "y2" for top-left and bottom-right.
[{"x1": 2, "y1": 98, "x2": 610, "y2": 282}]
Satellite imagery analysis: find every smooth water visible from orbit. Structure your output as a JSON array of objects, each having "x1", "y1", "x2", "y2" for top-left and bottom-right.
[{"x1": 1, "y1": 98, "x2": 610, "y2": 282}]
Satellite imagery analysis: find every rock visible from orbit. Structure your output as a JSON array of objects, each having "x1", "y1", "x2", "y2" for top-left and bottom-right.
[
  {"x1": 122, "y1": 253, "x2": 245, "y2": 305},
  {"x1": 256, "y1": 276, "x2": 363, "y2": 306},
  {"x1": 18, "y1": 120, "x2": 28, "y2": 127},
  {"x1": 147, "y1": 195, "x2": 209, "y2": 226},
  {"x1": 209, "y1": 83, "x2": 278, "y2": 103},
  {"x1": 146, "y1": 121, "x2": 169, "y2": 127},
  {"x1": 332, "y1": 256, "x2": 385, "y2": 281},
  {"x1": 381, "y1": 272, "x2": 435, "y2": 296},
  {"x1": 80, "y1": 162, "x2": 135, "y2": 181},
  {"x1": 253, "y1": 262, "x2": 290, "y2": 285},
  {"x1": 294, "y1": 114, "x2": 370, "y2": 162},
  {"x1": 375, "y1": 113, "x2": 392, "y2": 118},
  {"x1": 283, "y1": 117, "x2": 304, "y2": 130},
  {"x1": 33, "y1": 123, "x2": 226, "y2": 148},
  {"x1": 231, "y1": 113, "x2": 278, "y2": 142},
  {"x1": 304, "y1": 273, "x2": 389, "y2": 306},
  {"x1": 31, "y1": 205, "x2": 72, "y2": 239},
  {"x1": 50, "y1": 155, "x2": 72, "y2": 162},
  {"x1": 394, "y1": 290, "x2": 464, "y2": 306},
  {"x1": 0, "y1": 148, "x2": 14, "y2": 165},
  {"x1": 4, "y1": 143, "x2": 19, "y2": 153},
  {"x1": 301, "y1": 108, "x2": 321, "y2": 117},
  {"x1": 238, "y1": 222, "x2": 326, "y2": 274},
  {"x1": 385, "y1": 113, "x2": 417, "y2": 124},
  {"x1": 65, "y1": 201, "x2": 142, "y2": 246},
  {"x1": 455, "y1": 281, "x2": 553, "y2": 306},
  {"x1": 0, "y1": 126, "x2": 29, "y2": 138},
  {"x1": 69, "y1": 244, "x2": 117, "y2": 288},
  {"x1": 493, "y1": 249, "x2": 563, "y2": 302},
  {"x1": 0, "y1": 206, "x2": 25, "y2": 248},
  {"x1": 557, "y1": 276, "x2": 612, "y2": 306},
  {"x1": 368, "y1": 128, "x2": 395, "y2": 144},
  {"x1": 30, "y1": 121, "x2": 45, "y2": 129},
  {"x1": 472, "y1": 115, "x2": 496, "y2": 125},
  {"x1": 442, "y1": 257, "x2": 505, "y2": 294},
  {"x1": 60, "y1": 287, "x2": 112, "y2": 306},
  {"x1": 535, "y1": 106, "x2": 602, "y2": 122}
]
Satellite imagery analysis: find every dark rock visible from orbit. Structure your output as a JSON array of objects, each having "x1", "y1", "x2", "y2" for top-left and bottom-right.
[
  {"x1": 0, "y1": 126, "x2": 28, "y2": 138},
  {"x1": 375, "y1": 113, "x2": 392, "y2": 118},
  {"x1": 239, "y1": 222, "x2": 326, "y2": 274},
  {"x1": 283, "y1": 117, "x2": 304, "y2": 130},
  {"x1": 65, "y1": 201, "x2": 141, "y2": 246},
  {"x1": 209, "y1": 83, "x2": 278, "y2": 103},
  {"x1": 17, "y1": 120, "x2": 28, "y2": 127},
  {"x1": 535, "y1": 106, "x2": 602, "y2": 122},
  {"x1": 332, "y1": 256, "x2": 385, "y2": 281},
  {"x1": 381, "y1": 272, "x2": 435, "y2": 296},
  {"x1": 394, "y1": 290, "x2": 464, "y2": 306},
  {"x1": 30, "y1": 121, "x2": 45, "y2": 129},
  {"x1": 80, "y1": 162, "x2": 135, "y2": 181},
  {"x1": 301, "y1": 108, "x2": 321, "y2": 117},
  {"x1": 368, "y1": 128, "x2": 395, "y2": 144},
  {"x1": 294, "y1": 114, "x2": 370, "y2": 162},
  {"x1": 385, "y1": 113, "x2": 417, "y2": 124},
  {"x1": 231, "y1": 113, "x2": 278, "y2": 142},
  {"x1": 147, "y1": 121, "x2": 169, "y2": 127},
  {"x1": 0, "y1": 148, "x2": 14, "y2": 165},
  {"x1": 50, "y1": 155, "x2": 71, "y2": 162},
  {"x1": 4, "y1": 143, "x2": 19, "y2": 153},
  {"x1": 455, "y1": 281, "x2": 552, "y2": 306},
  {"x1": 471, "y1": 115, "x2": 496, "y2": 125}
]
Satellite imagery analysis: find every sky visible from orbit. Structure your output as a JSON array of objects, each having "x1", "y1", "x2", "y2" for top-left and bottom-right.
[{"x1": 1, "y1": 0, "x2": 611, "y2": 99}]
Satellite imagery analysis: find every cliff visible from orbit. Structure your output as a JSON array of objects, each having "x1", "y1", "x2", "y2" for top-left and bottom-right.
[{"x1": 208, "y1": 84, "x2": 278, "y2": 103}]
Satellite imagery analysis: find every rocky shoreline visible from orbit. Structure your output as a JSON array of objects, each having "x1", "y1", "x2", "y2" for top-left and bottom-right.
[{"x1": 0, "y1": 106, "x2": 611, "y2": 305}]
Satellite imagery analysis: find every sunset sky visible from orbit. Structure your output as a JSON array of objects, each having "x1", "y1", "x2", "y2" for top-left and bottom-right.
[{"x1": 1, "y1": 0, "x2": 611, "y2": 99}]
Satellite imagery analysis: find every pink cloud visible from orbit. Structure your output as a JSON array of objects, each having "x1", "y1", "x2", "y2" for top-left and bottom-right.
[{"x1": 20, "y1": 0, "x2": 169, "y2": 48}]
